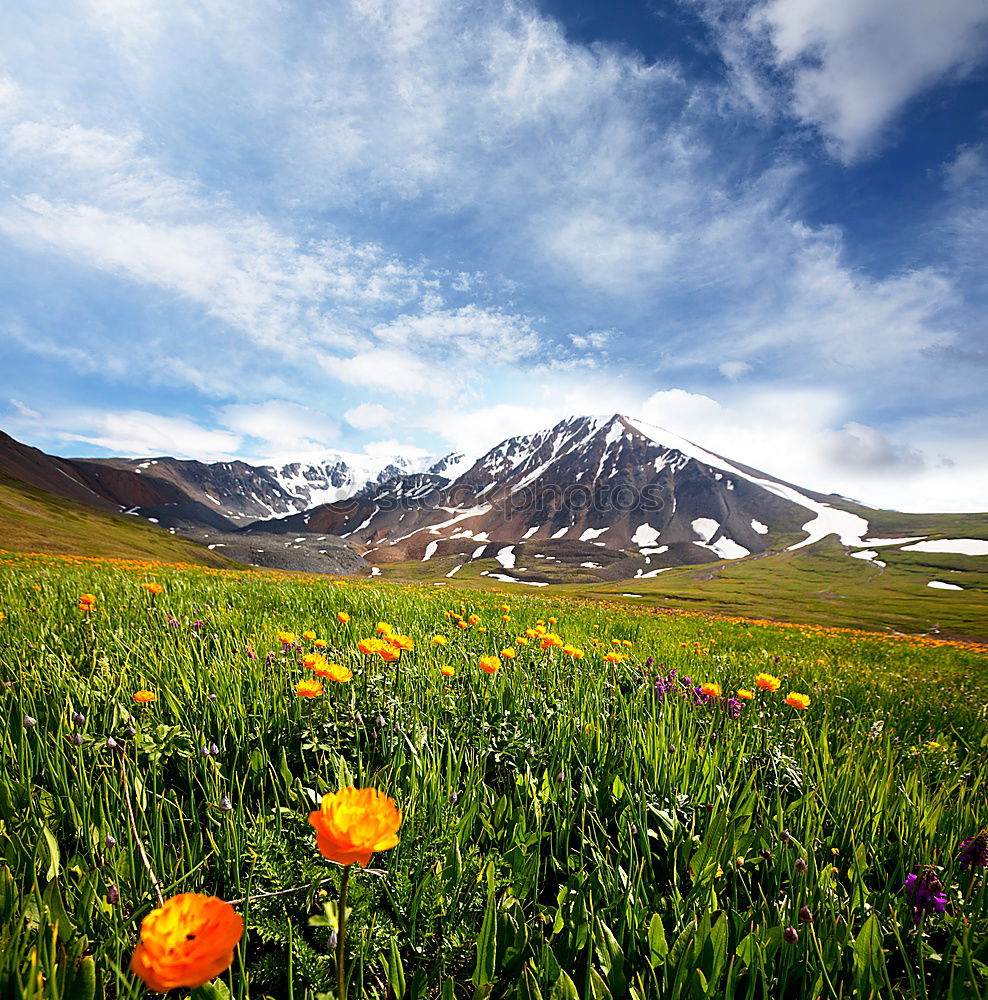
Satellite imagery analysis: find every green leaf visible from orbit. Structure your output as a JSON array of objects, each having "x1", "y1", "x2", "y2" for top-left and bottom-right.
[
  {"x1": 473, "y1": 878, "x2": 497, "y2": 988},
  {"x1": 387, "y1": 937, "x2": 406, "y2": 999},
  {"x1": 549, "y1": 970, "x2": 579, "y2": 1000},
  {"x1": 648, "y1": 914, "x2": 668, "y2": 967},
  {"x1": 41, "y1": 825, "x2": 60, "y2": 882},
  {"x1": 853, "y1": 914, "x2": 885, "y2": 995}
]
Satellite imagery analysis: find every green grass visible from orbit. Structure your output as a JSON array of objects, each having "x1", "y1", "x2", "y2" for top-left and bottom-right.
[
  {"x1": 0, "y1": 471, "x2": 237, "y2": 567},
  {"x1": 0, "y1": 551, "x2": 986, "y2": 999}
]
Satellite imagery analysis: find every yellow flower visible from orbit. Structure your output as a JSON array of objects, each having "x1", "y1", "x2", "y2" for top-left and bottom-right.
[
  {"x1": 457, "y1": 620, "x2": 470, "y2": 630},
  {"x1": 337, "y1": 612, "x2": 350, "y2": 624},
  {"x1": 500, "y1": 647, "x2": 516, "y2": 659},
  {"x1": 737, "y1": 689, "x2": 754, "y2": 700},
  {"x1": 785, "y1": 691, "x2": 810, "y2": 710},
  {"x1": 131, "y1": 893, "x2": 243, "y2": 992},
  {"x1": 309, "y1": 787, "x2": 402, "y2": 867},
  {"x1": 468, "y1": 614, "x2": 480, "y2": 626},
  {"x1": 141, "y1": 582, "x2": 164, "y2": 595},
  {"x1": 376, "y1": 621, "x2": 393, "y2": 636},
  {"x1": 296, "y1": 678, "x2": 323, "y2": 698},
  {"x1": 603, "y1": 652, "x2": 623, "y2": 664},
  {"x1": 314, "y1": 639, "x2": 328, "y2": 649},
  {"x1": 621, "y1": 640, "x2": 632, "y2": 648},
  {"x1": 277, "y1": 631, "x2": 297, "y2": 645},
  {"x1": 516, "y1": 636, "x2": 528, "y2": 646},
  {"x1": 479, "y1": 656, "x2": 500, "y2": 674},
  {"x1": 440, "y1": 664, "x2": 455, "y2": 677},
  {"x1": 302, "y1": 630, "x2": 317, "y2": 641},
  {"x1": 501, "y1": 614, "x2": 511, "y2": 622},
  {"x1": 561, "y1": 645, "x2": 584, "y2": 659},
  {"x1": 432, "y1": 635, "x2": 448, "y2": 645},
  {"x1": 548, "y1": 617, "x2": 557, "y2": 624},
  {"x1": 700, "y1": 682, "x2": 722, "y2": 698},
  {"x1": 133, "y1": 689, "x2": 156, "y2": 704},
  {"x1": 500, "y1": 604, "x2": 510, "y2": 612},
  {"x1": 389, "y1": 634, "x2": 414, "y2": 651},
  {"x1": 357, "y1": 638, "x2": 384, "y2": 655},
  {"x1": 316, "y1": 662, "x2": 353, "y2": 683},
  {"x1": 754, "y1": 672, "x2": 781, "y2": 692}
]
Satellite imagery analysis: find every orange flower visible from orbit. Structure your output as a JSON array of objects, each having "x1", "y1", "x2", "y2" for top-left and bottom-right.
[
  {"x1": 561, "y1": 645, "x2": 584, "y2": 659},
  {"x1": 754, "y1": 672, "x2": 781, "y2": 692},
  {"x1": 316, "y1": 662, "x2": 353, "y2": 683},
  {"x1": 500, "y1": 647, "x2": 516, "y2": 659},
  {"x1": 541, "y1": 633, "x2": 563, "y2": 649},
  {"x1": 737, "y1": 689, "x2": 754, "y2": 700},
  {"x1": 516, "y1": 636, "x2": 528, "y2": 646},
  {"x1": 309, "y1": 787, "x2": 402, "y2": 867},
  {"x1": 302, "y1": 653, "x2": 326, "y2": 671},
  {"x1": 141, "y1": 582, "x2": 164, "y2": 595},
  {"x1": 389, "y1": 634, "x2": 414, "y2": 651},
  {"x1": 548, "y1": 617, "x2": 557, "y2": 624},
  {"x1": 296, "y1": 678, "x2": 323, "y2": 698},
  {"x1": 700, "y1": 682, "x2": 722, "y2": 698},
  {"x1": 500, "y1": 604, "x2": 510, "y2": 612},
  {"x1": 432, "y1": 635, "x2": 448, "y2": 645},
  {"x1": 379, "y1": 646, "x2": 400, "y2": 663},
  {"x1": 302, "y1": 630, "x2": 317, "y2": 641},
  {"x1": 277, "y1": 631, "x2": 297, "y2": 645},
  {"x1": 357, "y1": 638, "x2": 384, "y2": 655},
  {"x1": 131, "y1": 893, "x2": 243, "y2": 992},
  {"x1": 314, "y1": 639, "x2": 328, "y2": 649},
  {"x1": 501, "y1": 614, "x2": 511, "y2": 622},
  {"x1": 79, "y1": 593, "x2": 96, "y2": 612},
  {"x1": 457, "y1": 620, "x2": 470, "y2": 630},
  {"x1": 337, "y1": 612, "x2": 350, "y2": 624},
  {"x1": 603, "y1": 652, "x2": 623, "y2": 664},
  {"x1": 479, "y1": 656, "x2": 500, "y2": 674},
  {"x1": 440, "y1": 664, "x2": 455, "y2": 677},
  {"x1": 468, "y1": 614, "x2": 480, "y2": 626},
  {"x1": 376, "y1": 622, "x2": 393, "y2": 636},
  {"x1": 785, "y1": 692, "x2": 811, "y2": 710},
  {"x1": 133, "y1": 690, "x2": 156, "y2": 704}
]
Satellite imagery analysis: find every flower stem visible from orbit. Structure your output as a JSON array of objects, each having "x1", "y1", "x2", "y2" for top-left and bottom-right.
[{"x1": 337, "y1": 864, "x2": 351, "y2": 1000}]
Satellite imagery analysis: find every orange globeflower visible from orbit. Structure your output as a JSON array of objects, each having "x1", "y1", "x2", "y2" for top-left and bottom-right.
[
  {"x1": 131, "y1": 893, "x2": 243, "y2": 992},
  {"x1": 432, "y1": 635, "x2": 448, "y2": 645},
  {"x1": 785, "y1": 692, "x2": 811, "y2": 710},
  {"x1": 376, "y1": 622, "x2": 393, "y2": 636},
  {"x1": 389, "y1": 634, "x2": 414, "y2": 651},
  {"x1": 302, "y1": 630, "x2": 317, "y2": 641},
  {"x1": 141, "y1": 582, "x2": 164, "y2": 596},
  {"x1": 133, "y1": 690, "x2": 156, "y2": 704},
  {"x1": 317, "y1": 662, "x2": 353, "y2": 683},
  {"x1": 314, "y1": 639, "x2": 328, "y2": 649},
  {"x1": 561, "y1": 645, "x2": 584, "y2": 659},
  {"x1": 737, "y1": 689, "x2": 754, "y2": 700},
  {"x1": 296, "y1": 679, "x2": 323, "y2": 698},
  {"x1": 357, "y1": 638, "x2": 383, "y2": 655},
  {"x1": 337, "y1": 612, "x2": 351, "y2": 624},
  {"x1": 500, "y1": 647, "x2": 516, "y2": 659},
  {"x1": 309, "y1": 787, "x2": 402, "y2": 867},
  {"x1": 479, "y1": 656, "x2": 501, "y2": 674},
  {"x1": 468, "y1": 614, "x2": 480, "y2": 626},
  {"x1": 79, "y1": 593, "x2": 96, "y2": 612},
  {"x1": 303, "y1": 653, "x2": 329, "y2": 672},
  {"x1": 501, "y1": 614, "x2": 511, "y2": 622},
  {"x1": 516, "y1": 636, "x2": 528, "y2": 646},
  {"x1": 700, "y1": 682, "x2": 722, "y2": 698},
  {"x1": 754, "y1": 673, "x2": 781, "y2": 692},
  {"x1": 277, "y1": 631, "x2": 297, "y2": 646},
  {"x1": 379, "y1": 646, "x2": 400, "y2": 663},
  {"x1": 457, "y1": 620, "x2": 470, "y2": 630},
  {"x1": 603, "y1": 652, "x2": 623, "y2": 664},
  {"x1": 440, "y1": 664, "x2": 455, "y2": 677}
]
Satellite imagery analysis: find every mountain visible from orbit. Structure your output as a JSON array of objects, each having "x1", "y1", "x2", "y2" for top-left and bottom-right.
[{"x1": 270, "y1": 414, "x2": 888, "y2": 583}]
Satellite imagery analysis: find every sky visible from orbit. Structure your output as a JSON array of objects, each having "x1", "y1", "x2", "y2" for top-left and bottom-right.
[{"x1": 1, "y1": 0, "x2": 986, "y2": 512}]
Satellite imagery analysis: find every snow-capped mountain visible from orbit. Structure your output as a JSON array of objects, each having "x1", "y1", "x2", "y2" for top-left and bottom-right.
[{"x1": 253, "y1": 413, "x2": 882, "y2": 583}]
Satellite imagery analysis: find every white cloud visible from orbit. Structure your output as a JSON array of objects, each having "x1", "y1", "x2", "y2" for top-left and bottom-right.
[
  {"x1": 716, "y1": 0, "x2": 988, "y2": 161},
  {"x1": 344, "y1": 403, "x2": 393, "y2": 430},
  {"x1": 8, "y1": 398, "x2": 41, "y2": 420},
  {"x1": 218, "y1": 400, "x2": 340, "y2": 452},
  {"x1": 570, "y1": 329, "x2": 613, "y2": 351},
  {"x1": 719, "y1": 361, "x2": 752, "y2": 380},
  {"x1": 57, "y1": 411, "x2": 242, "y2": 461},
  {"x1": 943, "y1": 143, "x2": 987, "y2": 191}
]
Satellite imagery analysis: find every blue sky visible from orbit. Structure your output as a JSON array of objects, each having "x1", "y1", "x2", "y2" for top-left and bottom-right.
[{"x1": 1, "y1": 0, "x2": 986, "y2": 511}]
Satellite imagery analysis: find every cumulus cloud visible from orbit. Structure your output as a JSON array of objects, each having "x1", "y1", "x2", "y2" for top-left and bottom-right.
[
  {"x1": 218, "y1": 400, "x2": 340, "y2": 453},
  {"x1": 344, "y1": 403, "x2": 393, "y2": 430}
]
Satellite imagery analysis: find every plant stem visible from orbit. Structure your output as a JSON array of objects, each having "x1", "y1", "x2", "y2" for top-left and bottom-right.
[{"x1": 337, "y1": 864, "x2": 352, "y2": 1000}]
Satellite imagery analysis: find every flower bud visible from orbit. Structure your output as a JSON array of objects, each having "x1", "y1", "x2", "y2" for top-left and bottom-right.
[
  {"x1": 72, "y1": 732, "x2": 84, "y2": 746},
  {"x1": 105, "y1": 834, "x2": 117, "y2": 849},
  {"x1": 105, "y1": 737, "x2": 118, "y2": 750},
  {"x1": 106, "y1": 884, "x2": 120, "y2": 905},
  {"x1": 328, "y1": 929, "x2": 338, "y2": 950},
  {"x1": 794, "y1": 858, "x2": 808, "y2": 873},
  {"x1": 23, "y1": 715, "x2": 37, "y2": 729},
  {"x1": 72, "y1": 711, "x2": 86, "y2": 726},
  {"x1": 201, "y1": 744, "x2": 211, "y2": 757},
  {"x1": 527, "y1": 712, "x2": 536, "y2": 723},
  {"x1": 799, "y1": 905, "x2": 814, "y2": 924},
  {"x1": 449, "y1": 792, "x2": 458, "y2": 804},
  {"x1": 219, "y1": 795, "x2": 233, "y2": 811},
  {"x1": 376, "y1": 714, "x2": 386, "y2": 728},
  {"x1": 783, "y1": 926, "x2": 799, "y2": 944},
  {"x1": 556, "y1": 771, "x2": 565, "y2": 784},
  {"x1": 781, "y1": 829, "x2": 791, "y2": 844},
  {"x1": 210, "y1": 742, "x2": 220, "y2": 756}
]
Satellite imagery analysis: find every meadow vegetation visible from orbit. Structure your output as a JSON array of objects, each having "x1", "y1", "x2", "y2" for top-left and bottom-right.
[{"x1": 0, "y1": 551, "x2": 986, "y2": 999}]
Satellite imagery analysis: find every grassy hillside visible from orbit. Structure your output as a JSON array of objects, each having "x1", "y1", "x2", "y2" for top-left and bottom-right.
[
  {"x1": 0, "y1": 469, "x2": 239, "y2": 567},
  {"x1": 0, "y1": 554, "x2": 985, "y2": 999}
]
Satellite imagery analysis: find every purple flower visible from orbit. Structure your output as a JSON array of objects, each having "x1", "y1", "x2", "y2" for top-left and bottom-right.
[
  {"x1": 726, "y1": 697, "x2": 743, "y2": 719},
  {"x1": 783, "y1": 926, "x2": 799, "y2": 943},
  {"x1": 904, "y1": 868, "x2": 947, "y2": 923},
  {"x1": 167, "y1": 616, "x2": 180, "y2": 628},
  {"x1": 957, "y1": 831, "x2": 988, "y2": 870},
  {"x1": 219, "y1": 795, "x2": 233, "y2": 812}
]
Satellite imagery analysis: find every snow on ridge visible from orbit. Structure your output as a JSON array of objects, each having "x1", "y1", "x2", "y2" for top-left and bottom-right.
[
  {"x1": 627, "y1": 416, "x2": 871, "y2": 552},
  {"x1": 903, "y1": 539, "x2": 988, "y2": 556},
  {"x1": 632, "y1": 523, "x2": 660, "y2": 547},
  {"x1": 495, "y1": 545, "x2": 516, "y2": 569},
  {"x1": 928, "y1": 580, "x2": 964, "y2": 590},
  {"x1": 422, "y1": 541, "x2": 439, "y2": 561},
  {"x1": 579, "y1": 527, "x2": 608, "y2": 541},
  {"x1": 691, "y1": 518, "x2": 750, "y2": 560}
]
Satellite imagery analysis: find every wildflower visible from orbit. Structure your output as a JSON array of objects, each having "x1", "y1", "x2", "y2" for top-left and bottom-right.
[
  {"x1": 548, "y1": 617, "x2": 557, "y2": 624},
  {"x1": 357, "y1": 638, "x2": 384, "y2": 655},
  {"x1": 527, "y1": 712, "x2": 536, "y2": 723},
  {"x1": 379, "y1": 646, "x2": 400, "y2": 663},
  {"x1": 72, "y1": 710, "x2": 86, "y2": 726},
  {"x1": 141, "y1": 582, "x2": 164, "y2": 596},
  {"x1": 799, "y1": 906, "x2": 814, "y2": 924},
  {"x1": 457, "y1": 620, "x2": 470, "y2": 630},
  {"x1": 72, "y1": 732, "x2": 84, "y2": 746},
  {"x1": 903, "y1": 868, "x2": 947, "y2": 923},
  {"x1": 130, "y1": 893, "x2": 243, "y2": 992},
  {"x1": 321, "y1": 662, "x2": 353, "y2": 683},
  {"x1": 376, "y1": 622, "x2": 393, "y2": 636},
  {"x1": 785, "y1": 692, "x2": 811, "y2": 710},
  {"x1": 500, "y1": 647, "x2": 516, "y2": 659},
  {"x1": 794, "y1": 858, "x2": 808, "y2": 873},
  {"x1": 389, "y1": 634, "x2": 414, "y2": 651},
  {"x1": 468, "y1": 614, "x2": 480, "y2": 626},
  {"x1": 516, "y1": 636, "x2": 528, "y2": 646},
  {"x1": 302, "y1": 630, "x2": 317, "y2": 641},
  {"x1": 218, "y1": 795, "x2": 233, "y2": 812},
  {"x1": 308, "y1": 787, "x2": 402, "y2": 867},
  {"x1": 541, "y1": 633, "x2": 564, "y2": 649},
  {"x1": 105, "y1": 834, "x2": 117, "y2": 849},
  {"x1": 432, "y1": 635, "x2": 448, "y2": 645},
  {"x1": 107, "y1": 884, "x2": 120, "y2": 905},
  {"x1": 783, "y1": 926, "x2": 799, "y2": 944},
  {"x1": 622, "y1": 640, "x2": 632, "y2": 648},
  {"x1": 303, "y1": 653, "x2": 327, "y2": 671},
  {"x1": 337, "y1": 612, "x2": 350, "y2": 624},
  {"x1": 700, "y1": 682, "x2": 722, "y2": 698},
  {"x1": 440, "y1": 664, "x2": 455, "y2": 677},
  {"x1": 603, "y1": 652, "x2": 623, "y2": 664},
  {"x1": 106, "y1": 737, "x2": 118, "y2": 750},
  {"x1": 314, "y1": 639, "x2": 328, "y2": 649},
  {"x1": 561, "y1": 645, "x2": 584, "y2": 659},
  {"x1": 755, "y1": 673, "x2": 781, "y2": 692},
  {"x1": 133, "y1": 690, "x2": 156, "y2": 704},
  {"x1": 500, "y1": 604, "x2": 510, "y2": 611},
  {"x1": 737, "y1": 689, "x2": 754, "y2": 700},
  {"x1": 957, "y1": 830, "x2": 988, "y2": 869},
  {"x1": 79, "y1": 593, "x2": 96, "y2": 612},
  {"x1": 479, "y1": 656, "x2": 500, "y2": 674},
  {"x1": 296, "y1": 679, "x2": 323, "y2": 698},
  {"x1": 449, "y1": 791, "x2": 458, "y2": 804},
  {"x1": 277, "y1": 631, "x2": 297, "y2": 646},
  {"x1": 501, "y1": 614, "x2": 511, "y2": 622}
]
